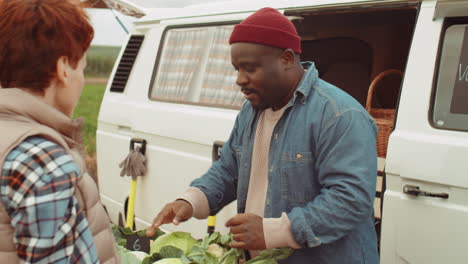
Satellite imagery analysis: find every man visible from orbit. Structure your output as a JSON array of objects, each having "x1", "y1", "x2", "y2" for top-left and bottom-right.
[{"x1": 147, "y1": 7, "x2": 379, "y2": 263}]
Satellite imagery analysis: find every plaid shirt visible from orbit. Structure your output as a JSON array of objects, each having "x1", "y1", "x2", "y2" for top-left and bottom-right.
[{"x1": 0, "y1": 136, "x2": 99, "y2": 264}]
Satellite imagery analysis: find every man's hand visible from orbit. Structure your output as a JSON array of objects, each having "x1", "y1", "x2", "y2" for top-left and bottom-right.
[
  {"x1": 146, "y1": 200, "x2": 193, "y2": 237},
  {"x1": 225, "y1": 213, "x2": 266, "y2": 250}
]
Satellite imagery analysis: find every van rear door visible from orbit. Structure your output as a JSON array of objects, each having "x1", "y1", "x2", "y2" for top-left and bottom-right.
[{"x1": 381, "y1": 1, "x2": 468, "y2": 263}]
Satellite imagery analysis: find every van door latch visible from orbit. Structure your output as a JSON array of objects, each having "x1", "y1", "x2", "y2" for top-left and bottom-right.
[{"x1": 403, "y1": 185, "x2": 449, "y2": 199}]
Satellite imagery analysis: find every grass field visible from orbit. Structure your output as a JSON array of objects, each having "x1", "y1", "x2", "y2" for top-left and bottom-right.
[
  {"x1": 75, "y1": 45, "x2": 120, "y2": 155},
  {"x1": 87, "y1": 45, "x2": 121, "y2": 58},
  {"x1": 73, "y1": 83, "x2": 107, "y2": 155},
  {"x1": 74, "y1": 45, "x2": 120, "y2": 173},
  {"x1": 85, "y1": 46, "x2": 121, "y2": 78}
]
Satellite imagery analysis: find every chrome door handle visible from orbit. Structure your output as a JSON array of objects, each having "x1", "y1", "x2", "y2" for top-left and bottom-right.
[{"x1": 403, "y1": 185, "x2": 449, "y2": 199}]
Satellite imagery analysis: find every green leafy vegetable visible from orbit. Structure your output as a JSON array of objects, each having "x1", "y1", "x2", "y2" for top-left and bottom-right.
[
  {"x1": 187, "y1": 232, "x2": 241, "y2": 264},
  {"x1": 205, "y1": 232, "x2": 221, "y2": 246},
  {"x1": 117, "y1": 238, "x2": 127, "y2": 247},
  {"x1": 181, "y1": 255, "x2": 194, "y2": 264},
  {"x1": 118, "y1": 245, "x2": 145, "y2": 264},
  {"x1": 218, "y1": 248, "x2": 243, "y2": 264},
  {"x1": 113, "y1": 225, "x2": 294, "y2": 264},
  {"x1": 246, "y1": 248, "x2": 295, "y2": 264},
  {"x1": 150, "y1": 232, "x2": 198, "y2": 255},
  {"x1": 113, "y1": 225, "x2": 165, "y2": 241},
  {"x1": 219, "y1": 233, "x2": 232, "y2": 246},
  {"x1": 141, "y1": 253, "x2": 163, "y2": 264},
  {"x1": 130, "y1": 251, "x2": 150, "y2": 261},
  {"x1": 159, "y1": 246, "x2": 184, "y2": 258},
  {"x1": 187, "y1": 242, "x2": 219, "y2": 264},
  {"x1": 153, "y1": 258, "x2": 183, "y2": 264}
]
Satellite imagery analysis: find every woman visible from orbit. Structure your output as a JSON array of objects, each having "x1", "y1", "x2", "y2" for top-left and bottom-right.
[{"x1": 0, "y1": 0, "x2": 119, "y2": 263}]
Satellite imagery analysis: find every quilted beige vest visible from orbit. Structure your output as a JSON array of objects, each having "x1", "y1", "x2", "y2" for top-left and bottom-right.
[{"x1": 0, "y1": 88, "x2": 119, "y2": 263}]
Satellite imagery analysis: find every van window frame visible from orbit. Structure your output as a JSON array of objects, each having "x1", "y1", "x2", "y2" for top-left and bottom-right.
[
  {"x1": 147, "y1": 21, "x2": 243, "y2": 110},
  {"x1": 431, "y1": 17, "x2": 468, "y2": 132}
]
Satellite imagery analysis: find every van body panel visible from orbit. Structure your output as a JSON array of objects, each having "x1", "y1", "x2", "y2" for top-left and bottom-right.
[
  {"x1": 156, "y1": 12, "x2": 265, "y2": 26},
  {"x1": 434, "y1": 0, "x2": 468, "y2": 18},
  {"x1": 138, "y1": 0, "x2": 415, "y2": 25},
  {"x1": 382, "y1": 1, "x2": 468, "y2": 263},
  {"x1": 96, "y1": 129, "x2": 135, "y2": 222},
  {"x1": 389, "y1": 130, "x2": 468, "y2": 188},
  {"x1": 394, "y1": 195, "x2": 468, "y2": 263},
  {"x1": 137, "y1": 3, "x2": 277, "y2": 25},
  {"x1": 381, "y1": 187, "x2": 468, "y2": 263},
  {"x1": 131, "y1": 102, "x2": 238, "y2": 146}
]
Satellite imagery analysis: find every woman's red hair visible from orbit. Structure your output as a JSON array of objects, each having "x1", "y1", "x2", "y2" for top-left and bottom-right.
[{"x1": 0, "y1": 0, "x2": 94, "y2": 90}]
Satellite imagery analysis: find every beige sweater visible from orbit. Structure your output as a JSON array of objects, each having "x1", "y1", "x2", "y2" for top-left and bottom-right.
[
  {"x1": 181, "y1": 106, "x2": 301, "y2": 250},
  {"x1": 0, "y1": 88, "x2": 119, "y2": 263}
]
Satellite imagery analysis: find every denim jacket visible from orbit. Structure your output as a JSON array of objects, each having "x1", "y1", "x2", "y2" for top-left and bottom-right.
[{"x1": 191, "y1": 63, "x2": 379, "y2": 263}]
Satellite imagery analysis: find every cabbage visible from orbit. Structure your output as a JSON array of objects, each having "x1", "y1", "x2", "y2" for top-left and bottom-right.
[
  {"x1": 130, "y1": 251, "x2": 149, "y2": 261},
  {"x1": 117, "y1": 245, "x2": 144, "y2": 264},
  {"x1": 153, "y1": 258, "x2": 182, "y2": 264},
  {"x1": 113, "y1": 226, "x2": 293, "y2": 264},
  {"x1": 150, "y1": 232, "x2": 197, "y2": 255},
  {"x1": 218, "y1": 247, "x2": 242, "y2": 264}
]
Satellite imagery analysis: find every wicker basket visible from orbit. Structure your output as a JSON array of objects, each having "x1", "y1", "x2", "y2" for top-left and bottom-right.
[{"x1": 366, "y1": 69, "x2": 402, "y2": 158}]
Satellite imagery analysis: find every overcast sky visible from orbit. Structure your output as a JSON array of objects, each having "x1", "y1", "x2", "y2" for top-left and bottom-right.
[
  {"x1": 87, "y1": 8, "x2": 134, "y2": 46},
  {"x1": 87, "y1": 0, "x2": 224, "y2": 46}
]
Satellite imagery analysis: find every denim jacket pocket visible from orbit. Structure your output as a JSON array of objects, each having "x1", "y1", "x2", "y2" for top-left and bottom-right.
[{"x1": 280, "y1": 151, "x2": 315, "y2": 205}]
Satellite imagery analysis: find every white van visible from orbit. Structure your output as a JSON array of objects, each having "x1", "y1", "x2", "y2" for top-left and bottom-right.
[{"x1": 96, "y1": 0, "x2": 468, "y2": 262}]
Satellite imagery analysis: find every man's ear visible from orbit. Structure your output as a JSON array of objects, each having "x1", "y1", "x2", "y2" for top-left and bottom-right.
[
  {"x1": 55, "y1": 56, "x2": 70, "y2": 86},
  {"x1": 280, "y1": 49, "x2": 296, "y2": 70}
]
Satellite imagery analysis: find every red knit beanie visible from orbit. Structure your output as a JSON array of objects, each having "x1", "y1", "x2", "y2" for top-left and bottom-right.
[{"x1": 229, "y1": 7, "x2": 301, "y2": 54}]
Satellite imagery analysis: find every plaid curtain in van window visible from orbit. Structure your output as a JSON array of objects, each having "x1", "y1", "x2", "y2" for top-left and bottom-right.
[
  {"x1": 199, "y1": 26, "x2": 245, "y2": 108},
  {"x1": 152, "y1": 28, "x2": 209, "y2": 101}
]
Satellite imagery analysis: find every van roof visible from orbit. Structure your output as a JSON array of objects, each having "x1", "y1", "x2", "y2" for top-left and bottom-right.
[{"x1": 137, "y1": 0, "x2": 420, "y2": 24}]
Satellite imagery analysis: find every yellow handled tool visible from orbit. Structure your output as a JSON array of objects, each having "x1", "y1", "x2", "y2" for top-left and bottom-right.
[
  {"x1": 119, "y1": 138, "x2": 147, "y2": 230},
  {"x1": 207, "y1": 215, "x2": 216, "y2": 234},
  {"x1": 126, "y1": 179, "x2": 138, "y2": 228},
  {"x1": 207, "y1": 141, "x2": 222, "y2": 234}
]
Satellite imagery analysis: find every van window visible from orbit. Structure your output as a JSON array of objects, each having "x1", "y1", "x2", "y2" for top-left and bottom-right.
[
  {"x1": 433, "y1": 23, "x2": 468, "y2": 131},
  {"x1": 149, "y1": 25, "x2": 244, "y2": 109}
]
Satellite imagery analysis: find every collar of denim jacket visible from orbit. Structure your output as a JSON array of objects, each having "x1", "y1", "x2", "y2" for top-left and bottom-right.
[{"x1": 287, "y1": 61, "x2": 318, "y2": 106}]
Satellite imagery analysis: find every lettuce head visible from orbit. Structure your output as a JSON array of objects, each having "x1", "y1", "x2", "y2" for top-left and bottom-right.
[
  {"x1": 153, "y1": 258, "x2": 182, "y2": 264},
  {"x1": 150, "y1": 232, "x2": 197, "y2": 255}
]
